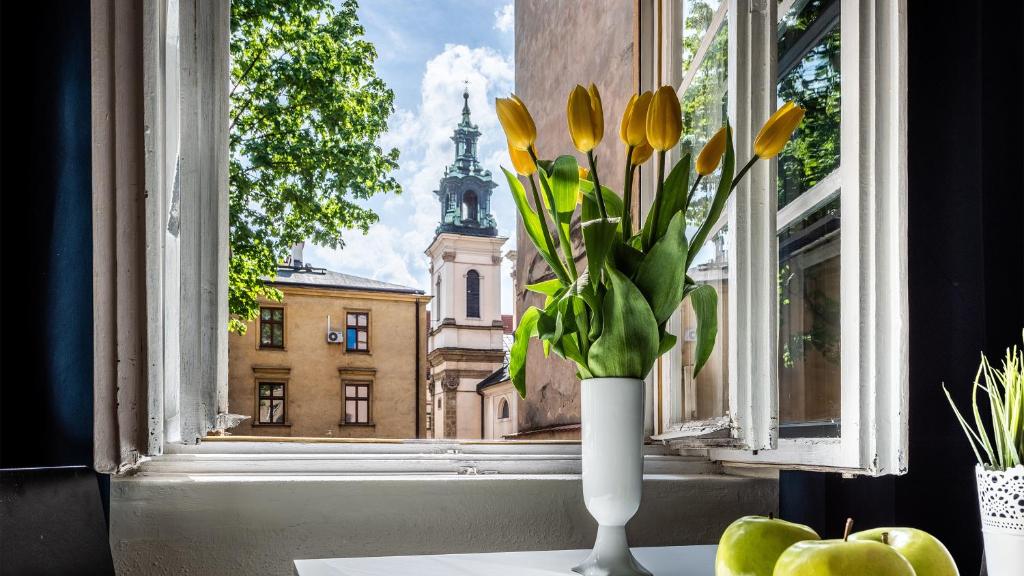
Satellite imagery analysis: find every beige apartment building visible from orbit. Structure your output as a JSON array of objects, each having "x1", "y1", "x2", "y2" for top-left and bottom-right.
[{"x1": 228, "y1": 248, "x2": 430, "y2": 438}]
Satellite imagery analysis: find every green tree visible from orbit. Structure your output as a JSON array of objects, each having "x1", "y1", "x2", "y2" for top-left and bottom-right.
[{"x1": 229, "y1": 0, "x2": 400, "y2": 332}]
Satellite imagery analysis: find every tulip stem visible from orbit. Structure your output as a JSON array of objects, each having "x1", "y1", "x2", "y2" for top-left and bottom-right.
[
  {"x1": 529, "y1": 147, "x2": 578, "y2": 283},
  {"x1": 586, "y1": 150, "x2": 608, "y2": 221},
  {"x1": 729, "y1": 155, "x2": 760, "y2": 192},
  {"x1": 528, "y1": 173, "x2": 570, "y2": 285},
  {"x1": 685, "y1": 174, "x2": 703, "y2": 215},
  {"x1": 623, "y1": 146, "x2": 635, "y2": 239},
  {"x1": 843, "y1": 518, "x2": 854, "y2": 542},
  {"x1": 646, "y1": 150, "x2": 667, "y2": 251}
]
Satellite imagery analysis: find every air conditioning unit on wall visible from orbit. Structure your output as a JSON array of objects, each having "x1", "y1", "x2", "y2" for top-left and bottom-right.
[{"x1": 327, "y1": 330, "x2": 344, "y2": 344}]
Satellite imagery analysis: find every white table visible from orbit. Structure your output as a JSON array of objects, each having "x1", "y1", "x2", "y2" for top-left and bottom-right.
[{"x1": 294, "y1": 545, "x2": 718, "y2": 575}]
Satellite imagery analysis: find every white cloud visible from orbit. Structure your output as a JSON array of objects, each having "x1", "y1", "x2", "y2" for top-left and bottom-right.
[
  {"x1": 494, "y1": 3, "x2": 514, "y2": 33},
  {"x1": 309, "y1": 43, "x2": 518, "y2": 313}
]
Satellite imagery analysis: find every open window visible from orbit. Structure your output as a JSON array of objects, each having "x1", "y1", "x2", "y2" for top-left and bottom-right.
[{"x1": 648, "y1": 0, "x2": 907, "y2": 475}]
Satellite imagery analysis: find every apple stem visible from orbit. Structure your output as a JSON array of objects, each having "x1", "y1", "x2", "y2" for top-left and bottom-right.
[
  {"x1": 843, "y1": 518, "x2": 854, "y2": 541},
  {"x1": 882, "y1": 532, "x2": 889, "y2": 545}
]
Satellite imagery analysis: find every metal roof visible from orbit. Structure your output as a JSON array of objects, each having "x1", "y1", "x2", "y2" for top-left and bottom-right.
[{"x1": 267, "y1": 265, "x2": 424, "y2": 295}]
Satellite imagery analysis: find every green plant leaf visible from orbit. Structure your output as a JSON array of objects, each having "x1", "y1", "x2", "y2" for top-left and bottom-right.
[
  {"x1": 658, "y1": 328, "x2": 678, "y2": 356},
  {"x1": 582, "y1": 218, "x2": 620, "y2": 285},
  {"x1": 503, "y1": 168, "x2": 565, "y2": 279},
  {"x1": 641, "y1": 153, "x2": 690, "y2": 249},
  {"x1": 580, "y1": 179, "x2": 624, "y2": 220},
  {"x1": 510, "y1": 306, "x2": 541, "y2": 398},
  {"x1": 689, "y1": 283, "x2": 718, "y2": 377},
  {"x1": 549, "y1": 155, "x2": 580, "y2": 219},
  {"x1": 526, "y1": 278, "x2": 565, "y2": 297},
  {"x1": 612, "y1": 242, "x2": 645, "y2": 279},
  {"x1": 688, "y1": 125, "x2": 735, "y2": 267},
  {"x1": 588, "y1": 267, "x2": 660, "y2": 378},
  {"x1": 634, "y1": 211, "x2": 688, "y2": 324}
]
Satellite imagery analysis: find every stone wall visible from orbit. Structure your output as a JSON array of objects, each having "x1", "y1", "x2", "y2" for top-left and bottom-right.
[{"x1": 513, "y1": 0, "x2": 637, "y2": 434}]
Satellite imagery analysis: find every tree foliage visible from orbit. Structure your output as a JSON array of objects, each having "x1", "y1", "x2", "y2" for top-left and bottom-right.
[{"x1": 229, "y1": 0, "x2": 400, "y2": 332}]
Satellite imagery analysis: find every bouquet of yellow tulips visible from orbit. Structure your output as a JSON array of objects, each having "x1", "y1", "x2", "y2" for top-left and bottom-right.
[{"x1": 497, "y1": 85, "x2": 804, "y2": 397}]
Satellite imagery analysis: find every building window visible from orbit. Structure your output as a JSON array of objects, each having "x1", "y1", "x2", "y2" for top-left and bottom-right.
[
  {"x1": 344, "y1": 383, "x2": 371, "y2": 424},
  {"x1": 259, "y1": 307, "x2": 285, "y2": 348},
  {"x1": 466, "y1": 270, "x2": 480, "y2": 318},
  {"x1": 462, "y1": 190, "x2": 478, "y2": 222},
  {"x1": 345, "y1": 312, "x2": 369, "y2": 351},
  {"x1": 435, "y1": 277, "x2": 442, "y2": 319},
  {"x1": 257, "y1": 382, "x2": 286, "y2": 424},
  {"x1": 498, "y1": 398, "x2": 510, "y2": 421}
]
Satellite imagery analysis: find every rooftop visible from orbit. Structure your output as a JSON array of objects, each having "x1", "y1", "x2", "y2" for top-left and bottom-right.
[{"x1": 267, "y1": 264, "x2": 424, "y2": 295}]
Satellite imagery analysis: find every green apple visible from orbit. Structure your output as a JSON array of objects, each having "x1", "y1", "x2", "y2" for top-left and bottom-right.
[
  {"x1": 849, "y1": 528, "x2": 958, "y2": 576},
  {"x1": 716, "y1": 515, "x2": 820, "y2": 576},
  {"x1": 772, "y1": 539, "x2": 916, "y2": 576}
]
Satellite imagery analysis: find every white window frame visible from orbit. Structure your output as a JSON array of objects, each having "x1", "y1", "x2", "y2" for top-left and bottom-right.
[{"x1": 648, "y1": 0, "x2": 908, "y2": 476}]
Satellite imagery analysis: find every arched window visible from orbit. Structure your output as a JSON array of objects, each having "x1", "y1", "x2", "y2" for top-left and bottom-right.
[
  {"x1": 498, "y1": 398, "x2": 510, "y2": 420},
  {"x1": 462, "y1": 191, "x2": 478, "y2": 222},
  {"x1": 466, "y1": 270, "x2": 480, "y2": 318},
  {"x1": 435, "y1": 276, "x2": 442, "y2": 319}
]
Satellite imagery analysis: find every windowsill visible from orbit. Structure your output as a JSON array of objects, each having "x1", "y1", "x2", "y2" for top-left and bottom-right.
[
  {"x1": 338, "y1": 422, "x2": 376, "y2": 427},
  {"x1": 258, "y1": 347, "x2": 287, "y2": 352},
  {"x1": 252, "y1": 422, "x2": 292, "y2": 427},
  {"x1": 345, "y1": 350, "x2": 372, "y2": 355}
]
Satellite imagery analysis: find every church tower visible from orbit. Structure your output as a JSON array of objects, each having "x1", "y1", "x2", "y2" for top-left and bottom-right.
[{"x1": 425, "y1": 89, "x2": 507, "y2": 439}]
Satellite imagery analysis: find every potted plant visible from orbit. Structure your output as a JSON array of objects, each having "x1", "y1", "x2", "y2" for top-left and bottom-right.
[
  {"x1": 944, "y1": 335, "x2": 1024, "y2": 576},
  {"x1": 495, "y1": 85, "x2": 803, "y2": 576}
]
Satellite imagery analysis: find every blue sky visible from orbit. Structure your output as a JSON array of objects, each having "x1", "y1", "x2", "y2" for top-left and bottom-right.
[{"x1": 306, "y1": 1, "x2": 518, "y2": 313}]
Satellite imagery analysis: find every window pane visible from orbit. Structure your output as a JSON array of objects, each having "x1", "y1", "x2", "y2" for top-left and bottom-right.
[
  {"x1": 357, "y1": 401, "x2": 368, "y2": 423},
  {"x1": 273, "y1": 324, "x2": 283, "y2": 346},
  {"x1": 357, "y1": 314, "x2": 367, "y2": 327},
  {"x1": 346, "y1": 328, "x2": 357, "y2": 349},
  {"x1": 347, "y1": 313, "x2": 356, "y2": 325},
  {"x1": 270, "y1": 384, "x2": 284, "y2": 397},
  {"x1": 259, "y1": 383, "x2": 271, "y2": 397},
  {"x1": 261, "y1": 325, "x2": 271, "y2": 345},
  {"x1": 346, "y1": 385, "x2": 356, "y2": 397},
  {"x1": 272, "y1": 308, "x2": 283, "y2": 321},
  {"x1": 681, "y1": 0, "x2": 724, "y2": 75},
  {"x1": 778, "y1": 198, "x2": 841, "y2": 435},
  {"x1": 357, "y1": 386, "x2": 368, "y2": 397},
  {"x1": 677, "y1": 11, "x2": 730, "y2": 424},
  {"x1": 777, "y1": 0, "x2": 841, "y2": 209},
  {"x1": 261, "y1": 308, "x2": 271, "y2": 321},
  {"x1": 345, "y1": 400, "x2": 356, "y2": 423},
  {"x1": 358, "y1": 332, "x2": 367, "y2": 343}
]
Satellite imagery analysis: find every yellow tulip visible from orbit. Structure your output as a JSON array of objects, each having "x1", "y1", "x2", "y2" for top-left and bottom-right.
[
  {"x1": 753, "y1": 102, "x2": 805, "y2": 158},
  {"x1": 508, "y1": 142, "x2": 536, "y2": 176},
  {"x1": 646, "y1": 85, "x2": 682, "y2": 151},
  {"x1": 630, "y1": 140, "x2": 654, "y2": 166},
  {"x1": 695, "y1": 126, "x2": 728, "y2": 175},
  {"x1": 567, "y1": 84, "x2": 604, "y2": 153},
  {"x1": 620, "y1": 91, "x2": 653, "y2": 147},
  {"x1": 496, "y1": 94, "x2": 537, "y2": 151}
]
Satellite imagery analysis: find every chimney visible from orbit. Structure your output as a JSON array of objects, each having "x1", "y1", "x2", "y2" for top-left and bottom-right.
[{"x1": 290, "y1": 242, "x2": 305, "y2": 267}]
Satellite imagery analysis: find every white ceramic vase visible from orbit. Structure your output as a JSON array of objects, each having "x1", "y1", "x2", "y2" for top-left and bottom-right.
[
  {"x1": 573, "y1": 377, "x2": 652, "y2": 576},
  {"x1": 977, "y1": 464, "x2": 1024, "y2": 576}
]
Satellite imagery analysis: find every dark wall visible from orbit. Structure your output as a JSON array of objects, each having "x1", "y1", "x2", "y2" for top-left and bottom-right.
[
  {"x1": 1, "y1": 1, "x2": 94, "y2": 468},
  {"x1": 780, "y1": 1, "x2": 1024, "y2": 573}
]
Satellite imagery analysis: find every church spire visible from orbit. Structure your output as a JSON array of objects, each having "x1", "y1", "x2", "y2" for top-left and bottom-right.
[{"x1": 433, "y1": 89, "x2": 498, "y2": 238}]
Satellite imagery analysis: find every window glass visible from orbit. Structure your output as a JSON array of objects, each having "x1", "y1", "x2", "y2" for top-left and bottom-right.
[
  {"x1": 776, "y1": 0, "x2": 841, "y2": 209},
  {"x1": 677, "y1": 2, "x2": 730, "y2": 423},
  {"x1": 346, "y1": 312, "x2": 369, "y2": 351},
  {"x1": 257, "y1": 381, "x2": 286, "y2": 424},
  {"x1": 259, "y1": 307, "x2": 284, "y2": 348},
  {"x1": 466, "y1": 270, "x2": 481, "y2": 318},
  {"x1": 344, "y1": 383, "x2": 371, "y2": 424},
  {"x1": 775, "y1": 0, "x2": 842, "y2": 438}
]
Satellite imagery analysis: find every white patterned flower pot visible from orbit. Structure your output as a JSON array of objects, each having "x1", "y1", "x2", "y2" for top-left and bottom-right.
[
  {"x1": 976, "y1": 464, "x2": 1024, "y2": 576},
  {"x1": 573, "y1": 378, "x2": 652, "y2": 576}
]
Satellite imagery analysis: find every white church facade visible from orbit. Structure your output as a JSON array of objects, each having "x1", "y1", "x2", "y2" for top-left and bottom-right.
[{"x1": 425, "y1": 90, "x2": 516, "y2": 439}]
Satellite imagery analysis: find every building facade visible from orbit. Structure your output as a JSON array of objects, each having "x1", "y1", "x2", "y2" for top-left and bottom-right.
[
  {"x1": 425, "y1": 91, "x2": 508, "y2": 439},
  {"x1": 228, "y1": 247, "x2": 430, "y2": 438}
]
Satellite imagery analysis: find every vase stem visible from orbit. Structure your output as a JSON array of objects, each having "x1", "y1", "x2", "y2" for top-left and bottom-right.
[{"x1": 573, "y1": 525, "x2": 652, "y2": 576}]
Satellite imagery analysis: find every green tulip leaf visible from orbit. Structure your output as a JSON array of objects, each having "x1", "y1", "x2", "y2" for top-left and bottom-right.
[
  {"x1": 658, "y1": 328, "x2": 678, "y2": 356},
  {"x1": 526, "y1": 278, "x2": 565, "y2": 297},
  {"x1": 641, "y1": 153, "x2": 691, "y2": 250},
  {"x1": 580, "y1": 179, "x2": 624, "y2": 220},
  {"x1": 502, "y1": 168, "x2": 565, "y2": 280},
  {"x1": 612, "y1": 242, "x2": 645, "y2": 279},
  {"x1": 689, "y1": 283, "x2": 719, "y2": 377},
  {"x1": 582, "y1": 217, "x2": 620, "y2": 285},
  {"x1": 634, "y1": 211, "x2": 689, "y2": 324},
  {"x1": 549, "y1": 155, "x2": 580, "y2": 219},
  {"x1": 588, "y1": 267, "x2": 660, "y2": 378},
  {"x1": 510, "y1": 306, "x2": 541, "y2": 397}
]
